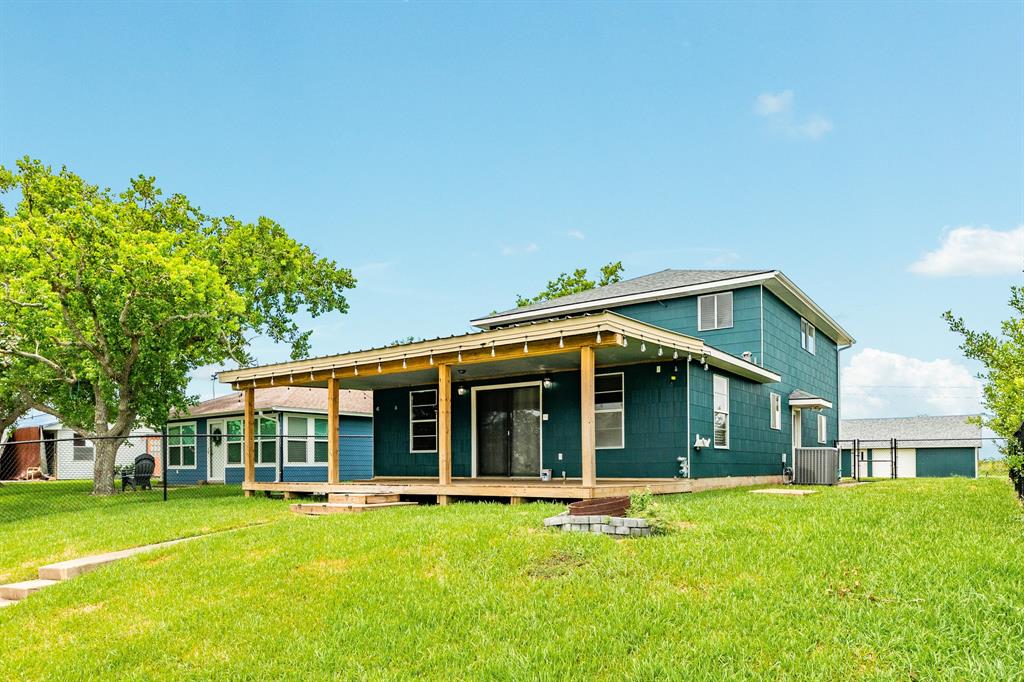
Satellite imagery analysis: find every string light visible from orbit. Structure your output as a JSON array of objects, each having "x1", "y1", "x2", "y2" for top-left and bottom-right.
[
  {"x1": 490, "y1": 342, "x2": 496, "y2": 357},
  {"x1": 641, "y1": 339, "x2": 647, "y2": 353},
  {"x1": 596, "y1": 330, "x2": 602, "y2": 343},
  {"x1": 289, "y1": 375, "x2": 294, "y2": 384},
  {"x1": 402, "y1": 356, "x2": 407, "y2": 369},
  {"x1": 377, "y1": 359, "x2": 382, "y2": 373},
  {"x1": 331, "y1": 367, "x2": 336, "y2": 378},
  {"x1": 523, "y1": 338, "x2": 529, "y2": 353},
  {"x1": 429, "y1": 351, "x2": 434, "y2": 365},
  {"x1": 354, "y1": 365, "x2": 359, "y2": 375},
  {"x1": 270, "y1": 377, "x2": 275, "y2": 386},
  {"x1": 457, "y1": 349, "x2": 463, "y2": 362},
  {"x1": 658, "y1": 346, "x2": 663, "y2": 356},
  {"x1": 623, "y1": 337, "x2": 628, "y2": 347},
  {"x1": 672, "y1": 350, "x2": 679, "y2": 360},
  {"x1": 558, "y1": 334, "x2": 564, "y2": 349}
]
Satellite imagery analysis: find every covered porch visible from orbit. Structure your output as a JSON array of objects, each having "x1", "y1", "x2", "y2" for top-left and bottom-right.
[{"x1": 218, "y1": 312, "x2": 781, "y2": 503}]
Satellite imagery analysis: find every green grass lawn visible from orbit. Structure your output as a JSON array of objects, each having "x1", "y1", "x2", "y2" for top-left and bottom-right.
[
  {"x1": 1, "y1": 478, "x2": 1022, "y2": 680},
  {"x1": 0, "y1": 481, "x2": 290, "y2": 583}
]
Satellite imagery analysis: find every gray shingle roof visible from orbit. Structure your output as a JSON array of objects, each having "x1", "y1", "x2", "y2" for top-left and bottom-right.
[
  {"x1": 485, "y1": 269, "x2": 772, "y2": 319},
  {"x1": 839, "y1": 415, "x2": 982, "y2": 449}
]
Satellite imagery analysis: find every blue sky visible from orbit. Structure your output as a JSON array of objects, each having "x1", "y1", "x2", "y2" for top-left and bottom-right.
[{"x1": 2, "y1": 2, "x2": 1022, "y2": 440}]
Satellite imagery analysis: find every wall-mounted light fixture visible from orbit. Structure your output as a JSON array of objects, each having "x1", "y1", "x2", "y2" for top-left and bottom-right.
[
  {"x1": 542, "y1": 377, "x2": 552, "y2": 389},
  {"x1": 457, "y1": 385, "x2": 467, "y2": 396}
]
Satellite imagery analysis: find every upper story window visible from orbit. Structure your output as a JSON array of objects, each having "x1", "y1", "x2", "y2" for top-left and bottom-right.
[
  {"x1": 410, "y1": 389, "x2": 438, "y2": 453},
  {"x1": 698, "y1": 292, "x2": 733, "y2": 331},
  {"x1": 817, "y1": 414, "x2": 827, "y2": 444},
  {"x1": 800, "y1": 318, "x2": 816, "y2": 354},
  {"x1": 770, "y1": 392, "x2": 782, "y2": 430},
  {"x1": 595, "y1": 372, "x2": 625, "y2": 449},
  {"x1": 713, "y1": 375, "x2": 729, "y2": 449}
]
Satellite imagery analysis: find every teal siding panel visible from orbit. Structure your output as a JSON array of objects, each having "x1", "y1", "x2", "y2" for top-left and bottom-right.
[
  {"x1": 371, "y1": 365, "x2": 688, "y2": 479},
  {"x1": 915, "y1": 447, "x2": 976, "y2": 478},
  {"x1": 688, "y1": 367, "x2": 785, "y2": 478},
  {"x1": 761, "y1": 288, "x2": 839, "y2": 460},
  {"x1": 610, "y1": 286, "x2": 764, "y2": 359}
]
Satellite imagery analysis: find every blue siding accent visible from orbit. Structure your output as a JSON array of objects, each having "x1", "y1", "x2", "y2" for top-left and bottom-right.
[
  {"x1": 166, "y1": 417, "x2": 208, "y2": 485},
  {"x1": 166, "y1": 412, "x2": 373, "y2": 484}
]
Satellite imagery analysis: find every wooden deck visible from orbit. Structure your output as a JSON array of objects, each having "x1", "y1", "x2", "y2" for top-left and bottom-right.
[{"x1": 244, "y1": 475, "x2": 783, "y2": 503}]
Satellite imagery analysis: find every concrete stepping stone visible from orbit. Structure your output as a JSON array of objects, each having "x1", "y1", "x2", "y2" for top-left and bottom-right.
[
  {"x1": 0, "y1": 597, "x2": 16, "y2": 608},
  {"x1": 0, "y1": 579, "x2": 59, "y2": 601}
]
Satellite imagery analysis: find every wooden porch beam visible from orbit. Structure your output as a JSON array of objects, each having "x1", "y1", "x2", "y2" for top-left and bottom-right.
[
  {"x1": 580, "y1": 345, "x2": 597, "y2": 488},
  {"x1": 243, "y1": 386, "x2": 255, "y2": 496},
  {"x1": 231, "y1": 332, "x2": 622, "y2": 390},
  {"x1": 327, "y1": 376, "x2": 340, "y2": 484},
  {"x1": 437, "y1": 363, "x2": 452, "y2": 486}
]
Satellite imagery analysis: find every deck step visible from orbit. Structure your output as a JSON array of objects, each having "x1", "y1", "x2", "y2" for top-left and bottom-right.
[
  {"x1": 290, "y1": 501, "x2": 418, "y2": 516},
  {"x1": 0, "y1": 579, "x2": 59, "y2": 601},
  {"x1": 327, "y1": 493, "x2": 401, "y2": 504}
]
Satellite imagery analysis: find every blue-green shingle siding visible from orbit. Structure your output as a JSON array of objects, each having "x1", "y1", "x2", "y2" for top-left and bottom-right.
[{"x1": 611, "y1": 286, "x2": 763, "y2": 358}]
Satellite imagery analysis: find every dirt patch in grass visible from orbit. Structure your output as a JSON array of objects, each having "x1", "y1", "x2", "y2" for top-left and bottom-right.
[{"x1": 527, "y1": 548, "x2": 589, "y2": 579}]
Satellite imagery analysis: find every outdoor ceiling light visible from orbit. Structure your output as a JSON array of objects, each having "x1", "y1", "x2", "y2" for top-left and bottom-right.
[
  {"x1": 457, "y1": 385, "x2": 467, "y2": 396},
  {"x1": 542, "y1": 377, "x2": 552, "y2": 389}
]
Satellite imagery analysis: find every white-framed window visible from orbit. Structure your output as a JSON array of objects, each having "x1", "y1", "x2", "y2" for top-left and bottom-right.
[
  {"x1": 287, "y1": 416, "x2": 308, "y2": 463},
  {"x1": 713, "y1": 375, "x2": 729, "y2": 449},
  {"x1": 410, "y1": 389, "x2": 438, "y2": 453},
  {"x1": 595, "y1": 372, "x2": 625, "y2": 449},
  {"x1": 801, "y1": 318, "x2": 816, "y2": 355},
  {"x1": 817, "y1": 413, "x2": 827, "y2": 444},
  {"x1": 167, "y1": 423, "x2": 197, "y2": 468},
  {"x1": 226, "y1": 419, "x2": 243, "y2": 465},
  {"x1": 257, "y1": 417, "x2": 277, "y2": 464},
  {"x1": 284, "y1": 415, "x2": 331, "y2": 464},
  {"x1": 313, "y1": 418, "x2": 329, "y2": 463},
  {"x1": 770, "y1": 392, "x2": 782, "y2": 430},
  {"x1": 698, "y1": 292, "x2": 734, "y2": 331}
]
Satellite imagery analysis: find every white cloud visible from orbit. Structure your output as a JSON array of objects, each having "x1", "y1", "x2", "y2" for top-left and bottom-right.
[
  {"x1": 754, "y1": 90, "x2": 832, "y2": 140},
  {"x1": 909, "y1": 225, "x2": 1024, "y2": 276},
  {"x1": 567, "y1": 230, "x2": 585, "y2": 241},
  {"x1": 841, "y1": 348, "x2": 982, "y2": 419},
  {"x1": 792, "y1": 115, "x2": 833, "y2": 140},
  {"x1": 754, "y1": 90, "x2": 793, "y2": 116},
  {"x1": 500, "y1": 242, "x2": 539, "y2": 257}
]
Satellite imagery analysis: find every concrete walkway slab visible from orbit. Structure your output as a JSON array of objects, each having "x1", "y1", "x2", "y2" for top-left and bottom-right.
[
  {"x1": 38, "y1": 537, "x2": 189, "y2": 581},
  {"x1": 0, "y1": 579, "x2": 59, "y2": 601},
  {"x1": 751, "y1": 488, "x2": 818, "y2": 496},
  {"x1": 0, "y1": 598, "x2": 16, "y2": 608}
]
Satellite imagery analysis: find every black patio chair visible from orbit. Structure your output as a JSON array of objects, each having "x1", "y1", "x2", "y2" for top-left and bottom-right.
[{"x1": 121, "y1": 453, "x2": 156, "y2": 492}]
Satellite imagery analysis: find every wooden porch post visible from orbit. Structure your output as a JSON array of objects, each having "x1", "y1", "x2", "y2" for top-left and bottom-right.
[
  {"x1": 243, "y1": 386, "x2": 255, "y2": 497},
  {"x1": 327, "y1": 377, "x2": 340, "y2": 484},
  {"x1": 437, "y1": 363, "x2": 452, "y2": 487},
  {"x1": 580, "y1": 345, "x2": 597, "y2": 488}
]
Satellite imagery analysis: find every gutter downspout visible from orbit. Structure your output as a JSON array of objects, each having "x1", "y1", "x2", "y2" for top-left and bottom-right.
[{"x1": 836, "y1": 343, "x2": 852, "y2": 465}]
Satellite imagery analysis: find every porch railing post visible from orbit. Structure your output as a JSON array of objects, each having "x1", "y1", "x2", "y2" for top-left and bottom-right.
[
  {"x1": 243, "y1": 386, "x2": 255, "y2": 497},
  {"x1": 580, "y1": 345, "x2": 597, "y2": 488},
  {"x1": 327, "y1": 377, "x2": 340, "y2": 484},
  {"x1": 437, "y1": 363, "x2": 452, "y2": 486}
]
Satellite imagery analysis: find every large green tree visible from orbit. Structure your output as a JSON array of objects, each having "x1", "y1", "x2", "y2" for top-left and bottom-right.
[
  {"x1": 0, "y1": 158, "x2": 355, "y2": 494},
  {"x1": 515, "y1": 261, "x2": 624, "y2": 308},
  {"x1": 944, "y1": 286, "x2": 1024, "y2": 474}
]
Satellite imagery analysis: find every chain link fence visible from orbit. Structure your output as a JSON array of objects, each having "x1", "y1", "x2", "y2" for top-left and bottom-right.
[{"x1": 0, "y1": 432, "x2": 373, "y2": 517}]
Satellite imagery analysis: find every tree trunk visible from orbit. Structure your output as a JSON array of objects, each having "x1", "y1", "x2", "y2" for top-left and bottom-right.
[{"x1": 92, "y1": 437, "x2": 125, "y2": 495}]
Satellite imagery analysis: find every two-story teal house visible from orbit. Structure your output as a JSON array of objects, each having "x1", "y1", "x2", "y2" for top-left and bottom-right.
[{"x1": 219, "y1": 270, "x2": 854, "y2": 503}]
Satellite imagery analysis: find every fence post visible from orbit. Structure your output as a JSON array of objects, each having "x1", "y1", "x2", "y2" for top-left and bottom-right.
[{"x1": 161, "y1": 426, "x2": 168, "y2": 502}]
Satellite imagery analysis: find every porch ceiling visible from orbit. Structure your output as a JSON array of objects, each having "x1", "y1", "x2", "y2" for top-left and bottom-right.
[{"x1": 219, "y1": 311, "x2": 780, "y2": 391}]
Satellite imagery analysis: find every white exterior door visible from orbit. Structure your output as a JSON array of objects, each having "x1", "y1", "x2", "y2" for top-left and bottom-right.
[
  {"x1": 895, "y1": 449, "x2": 917, "y2": 478},
  {"x1": 208, "y1": 420, "x2": 227, "y2": 482}
]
